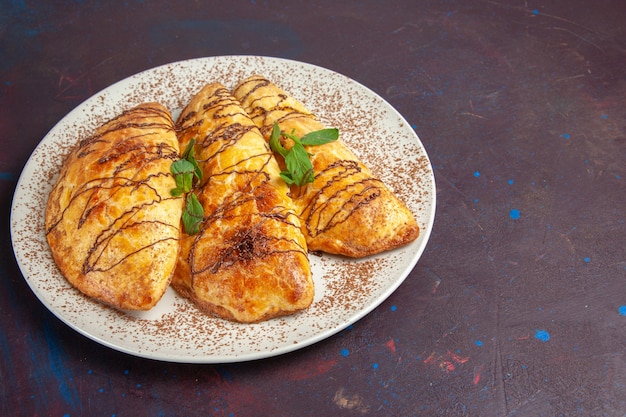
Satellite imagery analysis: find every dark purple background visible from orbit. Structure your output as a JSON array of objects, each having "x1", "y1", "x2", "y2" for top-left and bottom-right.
[{"x1": 1, "y1": 1, "x2": 625, "y2": 416}]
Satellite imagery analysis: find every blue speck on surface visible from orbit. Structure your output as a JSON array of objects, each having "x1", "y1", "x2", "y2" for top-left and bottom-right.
[
  {"x1": 561, "y1": 133, "x2": 571, "y2": 139},
  {"x1": 618, "y1": 306, "x2": 626, "y2": 316},
  {"x1": 340, "y1": 348, "x2": 349, "y2": 357},
  {"x1": 534, "y1": 329, "x2": 550, "y2": 342},
  {"x1": 473, "y1": 171, "x2": 480, "y2": 177},
  {"x1": 372, "y1": 363, "x2": 379, "y2": 369},
  {"x1": 475, "y1": 340, "x2": 483, "y2": 346},
  {"x1": 0, "y1": 172, "x2": 15, "y2": 181},
  {"x1": 508, "y1": 179, "x2": 514, "y2": 185},
  {"x1": 532, "y1": 9, "x2": 540, "y2": 15},
  {"x1": 601, "y1": 114, "x2": 608, "y2": 119},
  {"x1": 390, "y1": 305, "x2": 397, "y2": 312},
  {"x1": 509, "y1": 209, "x2": 520, "y2": 220},
  {"x1": 583, "y1": 257, "x2": 590, "y2": 263}
]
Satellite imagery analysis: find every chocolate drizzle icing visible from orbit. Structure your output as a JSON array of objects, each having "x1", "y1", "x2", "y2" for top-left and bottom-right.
[
  {"x1": 233, "y1": 77, "x2": 386, "y2": 239},
  {"x1": 46, "y1": 104, "x2": 181, "y2": 276},
  {"x1": 175, "y1": 85, "x2": 308, "y2": 286}
]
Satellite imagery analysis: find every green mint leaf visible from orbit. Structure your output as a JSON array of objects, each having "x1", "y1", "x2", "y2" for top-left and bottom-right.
[
  {"x1": 181, "y1": 139, "x2": 202, "y2": 182},
  {"x1": 182, "y1": 193, "x2": 204, "y2": 235},
  {"x1": 171, "y1": 159, "x2": 195, "y2": 193},
  {"x1": 181, "y1": 138, "x2": 195, "y2": 159},
  {"x1": 279, "y1": 171, "x2": 296, "y2": 185},
  {"x1": 285, "y1": 142, "x2": 315, "y2": 186},
  {"x1": 300, "y1": 128, "x2": 339, "y2": 146},
  {"x1": 269, "y1": 122, "x2": 338, "y2": 187},
  {"x1": 191, "y1": 159, "x2": 202, "y2": 182},
  {"x1": 269, "y1": 123, "x2": 288, "y2": 157},
  {"x1": 171, "y1": 158, "x2": 195, "y2": 176}
]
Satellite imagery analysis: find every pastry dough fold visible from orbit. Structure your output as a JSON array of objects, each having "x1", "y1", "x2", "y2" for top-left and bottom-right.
[
  {"x1": 45, "y1": 103, "x2": 183, "y2": 310},
  {"x1": 233, "y1": 75, "x2": 419, "y2": 257},
  {"x1": 173, "y1": 83, "x2": 313, "y2": 323}
]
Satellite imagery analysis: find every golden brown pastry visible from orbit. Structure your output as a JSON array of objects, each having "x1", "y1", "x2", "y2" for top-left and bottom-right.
[
  {"x1": 233, "y1": 75, "x2": 420, "y2": 257},
  {"x1": 45, "y1": 103, "x2": 183, "y2": 310},
  {"x1": 173, "y1": 82, "x2": 313, "y2": 323}
]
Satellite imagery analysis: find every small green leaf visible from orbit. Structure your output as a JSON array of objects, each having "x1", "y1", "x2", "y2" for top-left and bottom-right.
[
  {"x1": 171, "y1": 159, "x2": 195, "y2": 193},
  {"x1": 171, "y1": 158, "x2": 195, "y2": 176},
  {"x1": 170, "y1": 139, "x2": 205, "y2": 234},
  {"x1": 182, "y1": 193, "x2": 204, "y2": 235},
  {"x1": 181, "y1": 138, "x2": 195, "y2": 159},
  {"x1": 269, "y1": 122, "x2": 338, "y2": 187},
  {"x1": 279, "y1": 171, "x2": 296, "y2": 185},
  {"x1": 181, "y1": 139, "x2": 202, "y2": 182},
  {"x1": 284, "y1": 142, "x2": 314, "y2": 185},
  {"x1": 269, "y1": 123, "x2": 288, "y2": 157},
  {"x1": 300, "y1": 128, "x2": 339, "y2": 146}
]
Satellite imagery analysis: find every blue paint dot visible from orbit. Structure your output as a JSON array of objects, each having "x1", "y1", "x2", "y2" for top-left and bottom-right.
[
  {"x1": 509, "y1": 209, "x2": 520, "y2": 220},
  {"x1": 411, "y1": 124, "x2": 418, "y2": 129},
  {"x1": 534, "y1": 329, "x2": 550, "y2": 342},
  {"x1": 475, "y1": 340, "x2": 483, "y2": 346},
  {"x1": 372, "y1": 363, "x2": 379, "y2": 369},
  {"x1": 618, "y1": 306, "x2": 626, "y2": 316},
  {"x1": 99, "y1": 388, "x2": 104, "y2": 393},
  {"x1": 508, "y1": 179, "x2": 514, "y2": 185},
  {"x1": 88, "y1": 370, "x2": 92, "y2": 375},
  {"x1": 390, "y1": 305, "x2": 397, "y2": 312},
  {"x1": 601, "y1": 114, "x2": 608, "y2": 119},
  {"x1": 340, "y1": 348, "x2": 350, "y2": 357},
  {"x1": 124, "y1": 369, "x2": 129, "y2": 375},
  {"x1": 583, "y1": 257, "x2": 591, "y2": 263},
  {"x1": 532, "y1": 9, "x2": 539, "y2": 15},
  {"x1": 136, "y1": 384, "x2": 142, "y2": 388},
  {"x1": 473, "y1": 171, "x2": 481, "y2": 177},
  {"x1": 561, "y1": 133, "x2": 571, "y2": 139}
]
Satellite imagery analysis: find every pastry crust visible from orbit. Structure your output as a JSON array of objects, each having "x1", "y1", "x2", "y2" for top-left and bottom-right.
[
  {"x1": 45, "y1": 103, "x2": 183, "y2": 310},
  {"x1": 233, "y1": 75, "x2": 420, "y2": 257},
  {"x1": 173, "y1": 82, "x2": 313, "y2": 323}
]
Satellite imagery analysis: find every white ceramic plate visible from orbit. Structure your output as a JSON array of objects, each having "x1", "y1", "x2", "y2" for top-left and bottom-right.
[{"x1": 10, "y1": 56, "x2": 435, "y2": 363}]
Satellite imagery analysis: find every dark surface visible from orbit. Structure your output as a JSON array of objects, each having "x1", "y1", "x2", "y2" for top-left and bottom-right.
[{"x1": 2, "y1": 1, "x2": 625, "y2": 416}]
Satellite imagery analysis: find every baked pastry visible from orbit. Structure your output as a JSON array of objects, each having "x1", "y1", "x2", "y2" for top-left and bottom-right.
[
  {"x1": 233, "y1": 75, "x2": 420, "y2": 257},
  {"x1": 45, "y1": 103, "x2": 183, "y2": 310},
  {"x1": 173, "y1": 82, "x2": 313, "y2": 323}
]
